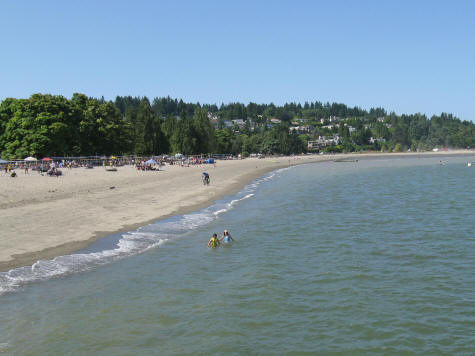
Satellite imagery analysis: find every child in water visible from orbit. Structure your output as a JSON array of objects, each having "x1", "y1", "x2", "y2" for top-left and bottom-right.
[
  {"x1": 207, "y1": 233, "x2": 220, "y2": 248},
  {"x1": 219, "y1": 230, "x2": 234, "y2": 244}
]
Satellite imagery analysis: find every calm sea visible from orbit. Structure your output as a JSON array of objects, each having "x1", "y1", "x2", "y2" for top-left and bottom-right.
[{"x1": 1, "y1": 155, "x2": 474, "y2": 355}]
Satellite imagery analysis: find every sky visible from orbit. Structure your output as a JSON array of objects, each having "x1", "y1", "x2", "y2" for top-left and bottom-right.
[{"x1": 1, "y1": 0, "x2": 474, "y2": 121}]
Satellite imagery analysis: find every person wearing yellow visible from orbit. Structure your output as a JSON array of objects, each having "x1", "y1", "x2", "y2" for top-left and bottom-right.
[{"x1": 207, "y1": 233, "x2": 220, "y2": 248}]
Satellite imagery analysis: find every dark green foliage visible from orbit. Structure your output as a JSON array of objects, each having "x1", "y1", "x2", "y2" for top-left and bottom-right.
[
  {"x1": 0, "y1": 94, "x2": 474, "y2": 159},
  {"x1": 0, "y1": 94, "x2": 133, "y2": 158}
]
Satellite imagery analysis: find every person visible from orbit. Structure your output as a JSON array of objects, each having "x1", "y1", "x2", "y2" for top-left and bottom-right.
[
  {"x1": 219, "y1": 229, "x2": 234, "y2": 243},
  {"x1": 202, "y1": 172, "x2": 210, "y2": 185},
  {"x1": 207, "y1": 233, "x2": 220, "y2": 248}
]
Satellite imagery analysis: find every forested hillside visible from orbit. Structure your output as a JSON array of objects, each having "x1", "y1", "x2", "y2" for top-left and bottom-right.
[{"x1": 0, "y1": 94, "x2": 473, "y2": 159}]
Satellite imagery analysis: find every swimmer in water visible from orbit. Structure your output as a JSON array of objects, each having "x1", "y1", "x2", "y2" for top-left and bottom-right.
[
  {"x1": 207, "y1": 233, "x2": 220, "y2": 248},
  {"x1": 219, "y1": 229, "x2": 234, "y2": 243}
]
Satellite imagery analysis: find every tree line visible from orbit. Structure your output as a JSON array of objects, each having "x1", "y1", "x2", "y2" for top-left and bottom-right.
[
  {"x1": 0, "y1": 93, "x2": 304, "y2": 159},
  {"x1": 0, "y1": 93, "x2": 473, "y2": 159}
]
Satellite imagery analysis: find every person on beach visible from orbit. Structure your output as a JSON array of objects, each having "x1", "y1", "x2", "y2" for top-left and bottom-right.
[
  {"x1": 208, "y1": 233, "x2": 220, "y2": 248},
  {"x1": 202, "y1": 172, "x2": 210, "y2": 185},
  {"x1": 219, "y1": 229, "x2": 234, "y2": 244}
]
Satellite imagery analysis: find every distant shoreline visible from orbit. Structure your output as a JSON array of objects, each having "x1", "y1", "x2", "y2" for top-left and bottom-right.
[{"x1": 1, "y1": 150, "x2": 473, "y2": 272}]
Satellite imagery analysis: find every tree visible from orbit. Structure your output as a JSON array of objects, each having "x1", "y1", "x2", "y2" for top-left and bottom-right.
[
  {"x1": 215, "y1": 129, "x2": 231, "y2": 153},
  {"x1": 193, "y1": 108, "x2": 215, "y2": 154}
]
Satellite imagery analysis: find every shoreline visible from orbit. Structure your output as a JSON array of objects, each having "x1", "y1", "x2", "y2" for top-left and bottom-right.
[
  {"x1": 1, "y1": 151, "x2": 473, "y2": 272},
  {"x1": 0, "y1": 159, "x2": 310, "y2": 272}
]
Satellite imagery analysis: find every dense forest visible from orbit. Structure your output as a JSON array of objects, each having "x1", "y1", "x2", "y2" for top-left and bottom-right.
[{"x1": 0, "y1": 93, "x2": 473, "y2": 159}]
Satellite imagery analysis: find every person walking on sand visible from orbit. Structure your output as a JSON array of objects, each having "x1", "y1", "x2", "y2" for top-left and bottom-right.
[
  {"x1": 208, "y1": 233, "x2": 220, "y2": 248},
  {"x1": 219, "y1": 229, "x2": 234, "y2": 244}
]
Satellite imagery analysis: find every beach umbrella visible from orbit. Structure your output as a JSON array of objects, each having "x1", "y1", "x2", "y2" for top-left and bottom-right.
[
  {"x1": 145, "y1": 159, "x2": 157, "y2": 165},
  {"x1": 24, "y1": 156, "x2": 37, "y2": 162},
  {"x1": 42, "y1": 157, "x2": 53, "y2": 161}
]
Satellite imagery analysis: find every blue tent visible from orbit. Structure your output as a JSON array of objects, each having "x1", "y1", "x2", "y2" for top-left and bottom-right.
[
  {"x1": 205, "y1": 158, "x2": 215, "y2": 164},
  {"x1": 0, "y1": 159, "x2": 7, "y2": 164},
  {"x1": 145, "y1": 159, "x2": 157, "y2": 164}
]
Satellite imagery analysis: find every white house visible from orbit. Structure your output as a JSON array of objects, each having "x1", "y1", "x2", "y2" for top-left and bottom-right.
[{"x1": 369, "y1": 137, "x2": 386, "y2": 144}]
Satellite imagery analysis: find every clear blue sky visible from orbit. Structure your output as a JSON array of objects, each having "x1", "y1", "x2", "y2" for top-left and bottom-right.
[{"x1": 1, "y1": 0, "x2": 474, "y2": 121}]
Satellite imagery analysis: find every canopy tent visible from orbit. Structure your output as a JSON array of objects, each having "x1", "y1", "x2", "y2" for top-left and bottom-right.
[
  {"x1": 24, "y1": 156, "x2": 37, "y2": 162},
  {"x1": 145, "y1": 159, "x2": 157, "y2": 165},
  {"x1": 0, "y1": 159, "x2": 7, "y2": 164},
  {"x1": 42, "y1": 157, "x2": 53, "y2": 161}
]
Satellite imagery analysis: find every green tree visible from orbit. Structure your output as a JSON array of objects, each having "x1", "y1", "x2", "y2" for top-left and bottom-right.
[
  {"x1": 193, "y1": 108, "x2": 215, "y2": 154},
  {"x1": 214, "y1": 129, "x2": 231, "y2": 153}
]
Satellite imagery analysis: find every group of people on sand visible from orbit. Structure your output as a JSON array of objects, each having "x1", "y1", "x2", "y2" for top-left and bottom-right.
[{"x1": 207, "y1": 229, "x2": 234, "y2": 248}]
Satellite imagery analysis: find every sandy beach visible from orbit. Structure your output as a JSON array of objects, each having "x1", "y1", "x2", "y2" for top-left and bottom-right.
[{"x1": 0, "y1": 151, "x2": 473, "y2": 271}]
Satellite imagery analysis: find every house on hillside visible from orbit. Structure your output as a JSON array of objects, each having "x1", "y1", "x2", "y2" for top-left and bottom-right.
[
  {"x1": 223, "y1": 120, "x2": 234, "y2": 129},
  {"x1": 291, "y1": 118, "x2": 306, "y2": 125},
  {"x1": 209, "y1": 117, "x2": 219, "y2": 129},
  {"x1": 232, "y1": 119, "x2": 246, "y2": 128},
  {"x1": 369, "y1": 137, "x2": 386, "y2": 144},
  {"x1": 246, "y1": 119, "x2": 256, "y2": 130},
  {"x1": 266, "y1": 117, "x2": 282, "y2": 129},
  {"x1": 207, "y1": 112, "x2": 219, "y2": 121},
  {"x1": 289, "y1": 125, "x2": 311, "y2": 134},
  {"x1": 307, "y1": 135, "x2": 341, "y2": 150}
]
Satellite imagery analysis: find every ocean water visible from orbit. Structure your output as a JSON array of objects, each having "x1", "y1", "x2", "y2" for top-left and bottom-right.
[{"x1": 0, "y1": 155, "x2": 474, "y2": 355}]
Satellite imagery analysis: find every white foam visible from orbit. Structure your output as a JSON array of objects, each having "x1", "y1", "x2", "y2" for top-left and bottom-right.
[
  {"x1": 0, "y1": 165, "x2": 288, "y2": 296},
  {"x1": 213, "y1": 209, "x2": 228, "y2": 216}
]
